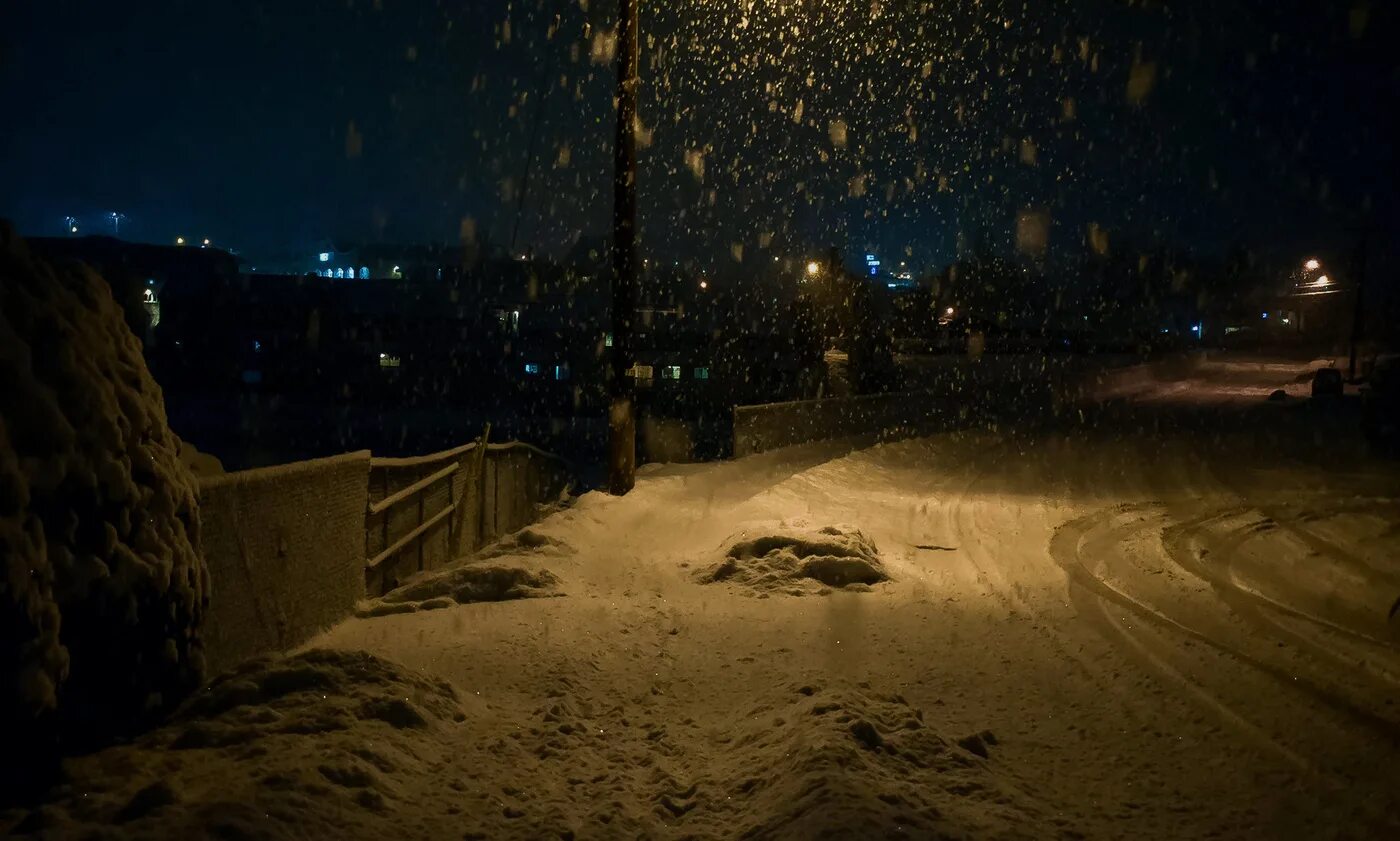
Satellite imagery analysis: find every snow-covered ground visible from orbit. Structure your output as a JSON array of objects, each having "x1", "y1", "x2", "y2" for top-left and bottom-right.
[{"x1": 15, "y1": 357, "x2": 1400, "y2": 839}]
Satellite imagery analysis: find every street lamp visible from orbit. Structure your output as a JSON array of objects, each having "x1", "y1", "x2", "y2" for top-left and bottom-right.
[
  {"x1": 1304, "y1": 258, "x2": 1321, "y2": 271},
  {"x1": 608, "y1": 0, "x2": 641, "y2": 495},
  {"x1": 806, "y1": 261, "x2": 822, "y2": 279}
]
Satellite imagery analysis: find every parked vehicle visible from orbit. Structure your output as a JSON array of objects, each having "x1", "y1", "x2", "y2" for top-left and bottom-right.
[
  {"x1": 1363, "y1": 357, "x2": 1399, "y2": 450},
  {"x1": 1311, "y1": 367, "x2": 1344, "y2": 398}
]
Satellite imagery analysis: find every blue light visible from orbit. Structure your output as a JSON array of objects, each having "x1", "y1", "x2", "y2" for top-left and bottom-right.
[
  {"x1": 865, "y1": 254, "x2": 876, "y2": 262},
  {"x1": 1261, "y1": 312, "x2": 1268, "y2": 319},
  {"x1": 1191, "y1": 324, "x2": 1201, "y2": 334},
  {"x1": 870, "y1": 267, "x2": 878, "y2": 276},
  {"x1": 319, "y1": 252, "x2": 330, "y2": 262},
  {"x1": 524, "y1": 363, "x2": 540, "y2": 375}
]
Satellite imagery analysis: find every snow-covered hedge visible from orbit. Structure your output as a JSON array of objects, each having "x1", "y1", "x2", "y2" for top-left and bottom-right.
[{"x1": 0, "y1": 225, "x2": 208, "y2": 765}]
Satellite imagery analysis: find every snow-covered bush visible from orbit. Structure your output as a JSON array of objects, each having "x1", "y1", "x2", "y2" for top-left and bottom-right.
[{"x1": 0, "y1": 224, "x2": 208, "y2": 769}]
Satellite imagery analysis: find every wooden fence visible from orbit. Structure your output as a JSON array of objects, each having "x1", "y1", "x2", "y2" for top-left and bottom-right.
[{"x1": 364, "y1": 427, "x2": 572, "y2": 596}]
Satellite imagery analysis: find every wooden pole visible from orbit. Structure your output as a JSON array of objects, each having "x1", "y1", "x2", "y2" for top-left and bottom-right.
[{"x1": 608, "y1": 0, "x2": 640, "y2": 495}]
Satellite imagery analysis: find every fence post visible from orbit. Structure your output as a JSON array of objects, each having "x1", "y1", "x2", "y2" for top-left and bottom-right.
[{"x1": 477, "y1": 423, "x2": 492, "y2": 547}]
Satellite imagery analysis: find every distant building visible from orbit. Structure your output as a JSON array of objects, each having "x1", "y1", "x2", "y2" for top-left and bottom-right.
[
  {"x1": 26, "y1": 235, "x2": 238, "y2": 345},
  {"x1": 256, "y1": 242, "x2": 482, "y2": 282}
]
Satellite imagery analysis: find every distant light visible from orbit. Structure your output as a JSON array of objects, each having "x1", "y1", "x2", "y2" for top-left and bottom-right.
[
  {"x1": 1282, "y1": 317, "x2": 1291, "y2": 325},
  {"x1": 1312, "y1": 274, "x2": 1331, "y2": 287},
  {"x1": 319, "y1": 252, "x2": 331, "y2": 262},
  {"x1": 946, "y1": 307, "x2": 955, "y2": 315},
  {"x1": 1261, "y1": 312, "x2": 1268, "y2": 319},
  {"x1": 699, "y1": 280, "x2": 708, "y2": 289},
  {"x1": 177, "y1": 237, "x2": 185, "y2": 245},
  {"x1": 70, "y1": 225, "x2": 78, "y2": 233},
  {"x1": 202, "y1": 238, "x2": 210, "y2": 247},
  {"x1": 1191, "y1": 324, "x2": 1201, "y2": 334},
  {"x1": 865, "y1": 254, "x2": 876, "y2": 262},
  {"x1": 1304, "y1": 258, "x2": 1321, "y2": 271},
  {"x1": 524, "y1": 363, "x2": 540, "y2": 375},
  {"x1": 773, "y1": 256, "x2": 779, "y2": 263},
  {"x1": 806, "y1": 261, "x2": 821, "y2": 277},
  {"x1": 379, "y1": 353, "x2": 386, "y2": 359},
  {"x1": 887, "y1": 283, "x2": 896, "y2": 289}
]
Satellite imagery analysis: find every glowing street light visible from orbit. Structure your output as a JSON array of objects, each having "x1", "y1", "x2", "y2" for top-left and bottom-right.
[
  {"x1": 1304, "y1": 258, "x2": 1321, "y2": 271},
  {"x1": 946, "y1": 307, "x2": 956, "y2": 316},
  {"x1": 699, "y1": 280, "x2": 709, "y2": 290},
  {"x1": 805, "y1": 261, "x2": 822, "y2": 278},
  {"x1": 176, "y1": 236, "x2": 185, "y2": 245},
  {"x1": 202, "y1": 238, "x2": 211, "y2": 247}
]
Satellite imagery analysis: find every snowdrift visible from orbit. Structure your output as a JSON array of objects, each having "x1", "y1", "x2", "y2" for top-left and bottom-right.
[
  {"x1": 0, "y1": 226, "x2": 207, "y2": 777},
  {"x1": 12, "y1": 650, "x2": 467, "y2": 838},
  {"x1": 697, "y1": 525, "x2": 891, "y2": 595}
]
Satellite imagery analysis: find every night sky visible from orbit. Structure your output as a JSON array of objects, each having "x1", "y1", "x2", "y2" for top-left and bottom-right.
[{"x1": 2, "y1": 1, "x2": 1394, "y2": 272}]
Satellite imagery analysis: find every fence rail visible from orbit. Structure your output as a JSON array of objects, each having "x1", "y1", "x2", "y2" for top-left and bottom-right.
[{"x1": 364, "y1": 426, "x2": 572, "y2": 595}]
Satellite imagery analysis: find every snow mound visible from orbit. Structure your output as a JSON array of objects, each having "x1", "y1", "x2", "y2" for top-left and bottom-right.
[
  {"x1": 477, "y1": 527, "x2": 572, "y2": 560},
  {"x1": 698, "y1": 684, "x2": 1044, "y2": 838},
  {"x1": 697, "y1": 525, "x2": 889, "y2": 594},
  {"x1": 0, "y1": 226, "x2": 207, "y2": 781},
  {"x1": 14, "y1": 650, "x2": 467, "y2": 837},
  {"x1": 357, "y1": 563, "x2": 561, "y2": 617}
]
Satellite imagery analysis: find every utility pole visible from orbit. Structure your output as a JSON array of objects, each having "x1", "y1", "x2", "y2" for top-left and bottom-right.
[
  {"x1": 608, "y1": 0, "x2": 640, "y2": 495},
  {"x1": 1347, "y1": 234, "x2": 1368, "y2": 382}
]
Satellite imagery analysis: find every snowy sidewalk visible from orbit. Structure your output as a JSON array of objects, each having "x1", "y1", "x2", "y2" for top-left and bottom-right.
[{"x1": 16, "y1": 419, "x2": 1400, "y2": 839}]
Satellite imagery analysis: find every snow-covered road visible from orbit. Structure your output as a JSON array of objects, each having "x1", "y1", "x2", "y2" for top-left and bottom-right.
[{"x1": 26, "y1": 358, "x2": 1400, "y2": 839}]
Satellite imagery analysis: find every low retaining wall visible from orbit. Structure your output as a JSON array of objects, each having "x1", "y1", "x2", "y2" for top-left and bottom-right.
[
  {"x1": 735, "y1": 391, "x2": 955, "y2": 457},
  {"x1": 733, "y1": 354, "x2": 1162, "y2": 457},
  {"x1": 198, "y1": 451, "x2": 371, "y2": 674}
]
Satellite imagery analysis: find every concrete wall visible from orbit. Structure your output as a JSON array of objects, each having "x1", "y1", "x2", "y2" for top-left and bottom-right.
[{"x1": 198, "y1": 451, "x2": 370, "y2": 674}]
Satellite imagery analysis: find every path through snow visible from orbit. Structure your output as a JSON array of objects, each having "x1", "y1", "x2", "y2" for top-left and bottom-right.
[{"x1": 15, "y1": 358, "x2": 1400, "y2": 839}]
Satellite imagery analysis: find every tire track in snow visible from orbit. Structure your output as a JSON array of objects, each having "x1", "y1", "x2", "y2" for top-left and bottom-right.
[
  {"x1": 1203, "y1": 461, "x2": 1400, "y2": 596},
  {"x1": 1052, "y1": 504, "x2": 1400, "y2": 769},
  {"x1": 1161, "y1": 511, "x2": 1400, "y2": 689},
  {"x1": 1047, "y1": 505, "x2": 1316, "y2": 774}
]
